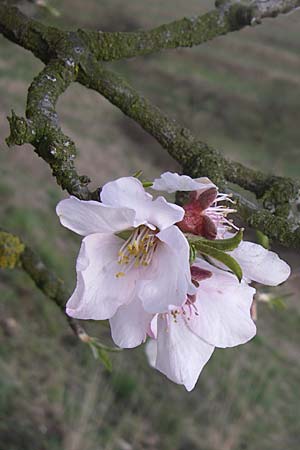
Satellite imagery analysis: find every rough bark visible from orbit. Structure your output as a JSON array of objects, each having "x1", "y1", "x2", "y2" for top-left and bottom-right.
[{"x1": 0, "y1": 2, "x2": 299, "y2": 258}]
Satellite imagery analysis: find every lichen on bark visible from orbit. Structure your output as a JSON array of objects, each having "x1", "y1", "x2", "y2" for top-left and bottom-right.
[{"x1": 0, "y1": 231, "x2": 25, "y2": 269}]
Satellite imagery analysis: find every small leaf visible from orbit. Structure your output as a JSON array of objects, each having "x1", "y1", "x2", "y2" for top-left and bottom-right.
[
  {"x1": 133, "y1": 170, "x2": 143, "y2": 179},
  {"x1": 142, "y1": 181, "x2": 153, "y2": 188},
  {"x1": 132, "y1": 171, "x2": 153, "y2": 187},
  {"x1": 189, "y1": 243, "x2": 196, "y2": 264},
  {"x1": 87, "y1": 338, "x2": 122, "y2": 371},
  {"x1": 89, "y1": 344, "x2": 112, "y2": 371},
  {"x1": 192, "y1": 241, "x2": 243, "y2": 282},
  {"x1": 256, "y1": 230, "x2": 270, "y2": 249},
  {"x1": 97, "y1": 348, "x2": 113, "y2": 372},
  {"x1": 187, "y1": 229, "x2": 243, "y2": 252}
]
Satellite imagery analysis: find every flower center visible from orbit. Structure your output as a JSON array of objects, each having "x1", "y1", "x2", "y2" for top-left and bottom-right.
[{"x1": 116, "y1": 225, "x2": 158, "y2": 278}]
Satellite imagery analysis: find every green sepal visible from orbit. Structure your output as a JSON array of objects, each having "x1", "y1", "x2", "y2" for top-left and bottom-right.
[
  {"x1": 187, "y1": 229, "x2": 243, "y2": 252},
  {"x1": 115, "y1": 229, "x2": 133, "y2": 240},
  {"x1": 191, "y1": 241, "x2": 243, "y2": 282}
]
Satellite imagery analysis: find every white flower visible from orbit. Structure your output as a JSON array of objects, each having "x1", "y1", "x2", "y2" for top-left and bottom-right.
[
  {"x1": 56, "y1": 176, "x2": 194, "y2": 329},
  {"x1": 141, "y1": 258, "x2": 256, "y2": 391},
  {"x1": 144, "y1": 242, "x2": 290, "y2": 391},
  {"x1": 152, "y1": 172, "x2": 237, "y2": 238}
]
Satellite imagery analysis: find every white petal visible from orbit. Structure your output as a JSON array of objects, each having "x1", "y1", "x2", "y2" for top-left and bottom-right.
[
  {"x1": 188, "y1": 259, "x2": 256, "y2": 348},
  {"x1": 230, "y1": 241, "x2": 291, "y2": 286},
  {"x1": 147, "y1": 196, "x2": 184, "y2": 230},
  {"x1": 155, "y1": 314, "x2": 214, "y2": 391},
  {"x1": 66, "y1": 234, "x2": 138, "y2": 320},
  {"x1": 109, "y1": 297, "x2": 153, "y2": 348},
  {"x1": 56, "y1": 196, "x2": 135, "y2": 236},
  {"x1": 152, "y1": 172, "x2": 215, "y2": 193},
  {"x1": 101, "y1": 176, "x2": 183, "y2": 230},
  {"x1": 138, "y1": 226, "x2": 193, "y2": 313},
  {"x1": 101, "y1": 176, "x2": 152, "y2": 208},
  {"x1": 145, "y1": 339, "x2": 157, "y2": 368}
]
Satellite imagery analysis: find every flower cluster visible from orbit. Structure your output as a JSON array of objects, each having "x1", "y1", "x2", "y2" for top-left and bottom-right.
[{"x1": 56, "y1": 172, "x2": 290, "y2": 391}]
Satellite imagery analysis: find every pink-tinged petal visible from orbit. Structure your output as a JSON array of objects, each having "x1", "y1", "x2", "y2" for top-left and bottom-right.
[
  {"x1": 187, "y1": 259, "x2": 256, "y2": 348},
  {"x1": 56, "y1": 196, "x2": 135, "y2": 236},
  {"x1": 230, "y1": 241, "x2": 291, "y2": 286},
  {"x1": 178, "y1": 203, "x2": 217, "y2": 239},
  {"x1": 196, "y1": 187, "x2": 218, "y2": 210},
  {"x1": 66, "y1": 234, "x2": 138, "y2": 320},
  {"x1": 152, "y1": 172, "x2": 215, "y2": 193},
  {"x1": 100, "y1": 177, "x2": 182, "y2": 230},
  {"x1": 109, "y1": 297, "x2": 153, "y2": 348},
  {"x1": 155, "y1": 314, "x2": 214, "y2": 391},
  {"x1": 138, "y1": 226, "x2": 193, "y2": 314}
]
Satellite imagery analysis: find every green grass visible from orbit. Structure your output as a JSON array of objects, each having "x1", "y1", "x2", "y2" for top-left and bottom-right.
[{"x1": 0, "y1": 1, "x2": 300, "y2": 449}]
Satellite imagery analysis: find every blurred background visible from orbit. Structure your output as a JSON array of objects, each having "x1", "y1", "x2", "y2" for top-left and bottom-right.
[{"x1": 0, "y1": 1, "x2": 300, "y2": 449}]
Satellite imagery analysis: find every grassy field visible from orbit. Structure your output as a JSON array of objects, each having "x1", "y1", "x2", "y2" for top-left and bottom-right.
[{"x1": 0, "y1": 1, "x2": 300, "y2": 449}]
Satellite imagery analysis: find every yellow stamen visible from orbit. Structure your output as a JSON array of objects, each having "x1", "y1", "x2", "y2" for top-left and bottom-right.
[{"x1": 116, "y1": 271, "x2": 125, "y2": 278}]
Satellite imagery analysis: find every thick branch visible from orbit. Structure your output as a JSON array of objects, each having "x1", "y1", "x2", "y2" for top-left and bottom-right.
[
  {"x1": 79, "y1": 0, "x2": 300, "y2": 61},
  {"x1": 0, "y1": 2, "x2": 300, "y2": 247},
  {"x1": 78, "y1": 61, "x2": 300, "y2": 247},
  {"x1": 5, "y1": 33, "x2": 99, "y2": 199},
  {"x1": 0, "y1": 4, "x2": 61, "y2": 62},
  {"x1": 1, "y1": 1, "x2": 300, "y2": 65}
]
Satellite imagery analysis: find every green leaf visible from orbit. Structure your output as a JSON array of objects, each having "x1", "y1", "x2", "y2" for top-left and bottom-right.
[
  {"x1": 142, "y1": 181, "x2": 153, "y2": 188},
  {"x1": 98, "y1": 348, "x2": 113, "y2": 371},
  {"x1": 87, "y1": 338, "x2": 122, "y2": 372},
  {"x1": 256, "y1": 230, "x2": 270, "y2": 249},
  {"x1": 189, "y1": 243, "x2": 196, "y2": 264},
  {"x1": 192, "y1": 241, "x2": 243, "y2": 282},
  {"x1": 133, "y1": 170, "x2": 143, "y2": 179},
  {"x1": 187, "y1": 229, "x2": 243, "y2": 252}
]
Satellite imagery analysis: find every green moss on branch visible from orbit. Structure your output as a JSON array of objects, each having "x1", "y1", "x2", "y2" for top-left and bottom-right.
[
  {"x1": 79, "y1": 0, "x2": 300, "y2": 61},
  {"x1": 0, "y1": 231, "x2": 25, "y2": 269},
  {"x1": 1, "y1": 2, "x2": 300, "y2": 247},
  {"x1": 6, "y1": 56, "x2": 93, "y2": 199},
  {"x1": 78, "y1": 61, "x2": 300, "y2": 247},
  {"x1": 0, "y1": 229, "x2": 89, "y2": 340}
]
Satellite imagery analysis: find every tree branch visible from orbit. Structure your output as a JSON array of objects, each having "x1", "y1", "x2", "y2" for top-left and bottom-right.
[
  {"x1": 0, "y1": 229, "x2": 94, "y2": 344},
  {"x1": 0, "y1": 1, "x2": 300, "y2": 247},
  {"x1": 79, "y1": 0, "x2": 300, "y2": 61},
  {"x1": 78, "y1": 60, "x2": 300, "y2": 248}
]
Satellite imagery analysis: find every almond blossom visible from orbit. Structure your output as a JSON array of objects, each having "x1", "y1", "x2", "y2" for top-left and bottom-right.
[
  {"x1": 112, "y1": 255, "x2": 257, "y2": 390},
  {"x1": 145, "y1": 246, "x2": 290, "y2": 391},
  {"x1": 152, "y1": 172, "x2": 291, "y2": 284},
  {"x1": 56, "y1": 176, "x2": 194, "y2": 326},
  {"x1": 138, "y1": 172, "x2": 291, "y2": 390},
  {"x1": 57, "y1": 171, "x2": 291, "y2": 391},
  {"x1": 152, "y1": 171, "x2": 237, "y2": 238}
]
